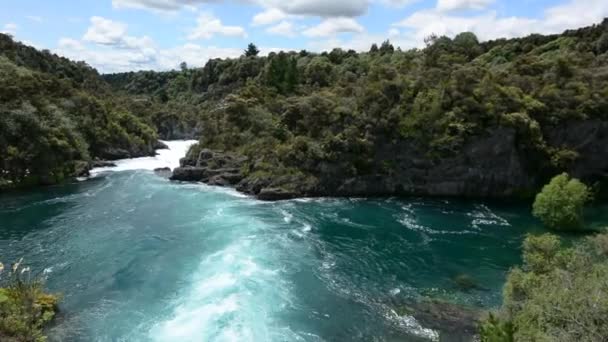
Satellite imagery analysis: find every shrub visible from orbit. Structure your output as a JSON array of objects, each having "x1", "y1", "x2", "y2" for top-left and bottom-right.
[
  {"x1": 0, "y1": 260, "x2": 59, "y2": 342},
  {"x1": 480, "y1": 233, "x2": 608, "y2": 342},
  {"x1": 532, "y1": 173, "x2": 592, "y2": 231}
]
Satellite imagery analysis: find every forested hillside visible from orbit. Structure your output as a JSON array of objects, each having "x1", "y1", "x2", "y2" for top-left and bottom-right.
[
  {"x1": 2, "y1": 19, "x2": 608, "y2": 198},
  {"x1": 104, "y1": 20, "x2": 608, "y2": 199},
  {"x1": 0, "y1": 34, "x2": 160, "y2": 189}
]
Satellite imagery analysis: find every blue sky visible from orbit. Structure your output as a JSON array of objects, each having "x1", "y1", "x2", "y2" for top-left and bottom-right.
[{"x1": 1, "y1": 0, "x2": 607, "y2": 73}]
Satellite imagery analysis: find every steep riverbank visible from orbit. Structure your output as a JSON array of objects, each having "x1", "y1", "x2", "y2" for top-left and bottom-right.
[{"x1": 171, "y1": 120, "x2": 608, "y2": 201}]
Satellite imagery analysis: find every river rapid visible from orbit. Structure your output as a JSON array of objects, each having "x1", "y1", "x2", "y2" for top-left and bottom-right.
[{"x1": 0, "y1": 141, "x2": 554, "y2": 341}]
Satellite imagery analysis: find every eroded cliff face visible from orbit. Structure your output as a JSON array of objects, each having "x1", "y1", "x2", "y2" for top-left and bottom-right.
[{"x1": 171, "y1": 120, "x2": 608, "y2": 200}]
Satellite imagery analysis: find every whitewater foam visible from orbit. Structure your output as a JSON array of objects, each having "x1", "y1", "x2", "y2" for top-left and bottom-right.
[{"x1": 90, "y1": 140, "x2": 197, "y2": 176}]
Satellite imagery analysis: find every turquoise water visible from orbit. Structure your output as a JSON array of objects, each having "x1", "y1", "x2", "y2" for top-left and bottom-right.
[{"x1": 1, "y1": 144, "x2": 578, "y2": 341}]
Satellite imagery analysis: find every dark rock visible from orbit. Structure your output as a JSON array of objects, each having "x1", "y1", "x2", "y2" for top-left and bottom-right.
[
  {"x1": 73, "y1": 161, "x2": 90, "y2": 178},
  {"x1": 90, "y1": 160, "x2": 117, "y2": 168},
  {"x1": 546, "y1": 120, "x2": 608, "y2": 196},
  {"x1": 154, "y1": 167, "x2": 172, "y2": 178},
  {"x1": 452, "y1": 274, "x2": 480, "y2": 292},
  {"x1": 170, "y1": 167, "x2": 207, "y2": 182},
  {"x1": 169, "y1": 120, "x2": 608, "y2": 200},
  {"x1": 236, "y1": 177, "x2": 271, "y2": 195},
  {"x1": 98, "y1": 148, "x2": 132, "y2": 160},
  {"x1": 257, "y1": 188, "x2": 297, "y2": 201},
  {"x1": 154, "y1": 141, "x2": 169, "y2": 150},
  {"x1": 172, "y1": 148, "x2": 248, "y2": 188},
  {"x1": 396, "y1": 299, "x2": 483, "y2": 342}
]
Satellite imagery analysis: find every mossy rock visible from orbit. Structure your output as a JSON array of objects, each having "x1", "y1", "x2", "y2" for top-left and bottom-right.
[{"x1": 452, "y1": 274, "x2": 478, "y2": 291}]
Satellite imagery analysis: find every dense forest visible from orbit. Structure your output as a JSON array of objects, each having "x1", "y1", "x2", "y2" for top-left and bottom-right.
[
  {"x1": 0, "y1": 34, "x2": 160, "y2": 189},
  {"x1": 106, "y1": 20, "x2": 608, "y2": 200},
  {"x1": 2, "y1": 18, "x2": 608, "y2": 342},
  {"x1": 2, "y1": 19, "x2": 608, "y2": 198}
]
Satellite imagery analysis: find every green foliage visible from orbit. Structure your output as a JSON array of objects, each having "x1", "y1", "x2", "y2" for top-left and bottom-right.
[
  {"x1": 479, "y1": 313, "x2": 514, "y2": 342},
  {"x1": 19, "y1": 19, "x2": 606, "y2": 195},
  {"x1": 0, "y1": 260, "x2": 59, "y2": 342},
  {"x1": 244, "y1": 43, "x2": 260, "y2": 57},
  {"x1": 265, "y1": 52, "x2": 299, "y2": 94},
  {"x1": 532, "y1": 173, "x2": 592, "y2": 231},
  {"x1": 0, "y1": 34, "x2": 159, "y2": 189},
  {"x1": 481, "y1": 233, "x2": 608, "y2": 342},
  {"x1": 595, "y1": 32, "x2": 608, "y2": 54},
  {"x1": 379, "y1": 40, "x2": 395, "y2": 54}
]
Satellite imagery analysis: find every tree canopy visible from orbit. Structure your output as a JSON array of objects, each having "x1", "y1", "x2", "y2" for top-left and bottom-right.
[
  {"x1": 244, "y1": 43, "x2": 260, "y2": 57},
  {"x1": 532, "y1": 173, "x2": 592, "y2": 231}
]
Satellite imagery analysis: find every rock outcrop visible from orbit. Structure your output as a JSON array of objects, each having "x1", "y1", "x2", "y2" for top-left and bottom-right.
[
  {"x1": 172, "y1": 121, "x2": 608, "y2": 201},
  {"x1": 171, "y1": 149, "x2": 247, "y2": 187}
]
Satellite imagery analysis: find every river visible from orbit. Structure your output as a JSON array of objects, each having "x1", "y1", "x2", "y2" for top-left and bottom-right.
[{"x1": 0, "y1": 141, "x2": 554, "y2": 341}]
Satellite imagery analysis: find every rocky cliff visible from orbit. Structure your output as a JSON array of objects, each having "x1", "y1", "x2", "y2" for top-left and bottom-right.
[{"x1": 171, "y1": 120, "x2": 608, "y2": 200}]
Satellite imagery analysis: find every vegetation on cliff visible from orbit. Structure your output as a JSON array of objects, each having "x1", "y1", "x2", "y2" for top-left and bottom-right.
[
  {"x1": 107, "y1": 19, "x2": 608, "y2": 198},
  {"x1": 0, "y1": 34, "x2": 158, "y2": 189},
  {"x1": 0, "y1": 260, "x2": 59, "y2": 342},
  {"x1": 2, "y1": 20, "x2": 608, "y2": 197}
]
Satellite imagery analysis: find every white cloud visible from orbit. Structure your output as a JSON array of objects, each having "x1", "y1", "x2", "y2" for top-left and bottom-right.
[
  {"x1": 58, "y1": 38, "x2": 86, "y2": 51},
  {"x1": 25, "y1": 15, "x2": 43, "y2": 22},
  {"x1": 82, "y1": 16, "x2": 156, "y2": 52},
  {"x1": 2, "y1": 23, "x2": 18, "y2": 35},
  {"x1": 83, "y1": 16, "x2": 128, "y2": 45},
  {"x1": 188, "y1": 12, "x2": 247, "y2": 40},
  {"x1": 157, "y1": 43, "x2": 241, "y2": 69},
  {"x1": 437, "y1": 0, "x2": 493, "y2": 12},
  {"x1": 394, "y1": 0, "x2": 608, "y2": 47},
  {"x1": 379, "y1": 0, "x2": 421, "y2": 7},
  {"x1": 114, "y1": 0, "x2": 369, "y2": 17},
  {"x1": 542, "y1": 0, "x2": 608, "y2": 32},
  {"x1": 303, "y1": 17, "x2": 364, "y2": 37},
  {"x1": 260, "y1": 0, "x2": 368, "y2": 18},
  {"x1": 112, "y1": 0, "x2": 212, "y2": 12},
  {"x1": 388, "y1": 28, "x2": 400, "y2": 37},
  {"x1": 252, "y1": 8, "x2": 287, "y2": 26},
  {"x1": 56, "y1": 38, "x2": 242, "y2": 73},
  {"x1": 266, "y1": 21, "x2": 297, "y2": 37}
]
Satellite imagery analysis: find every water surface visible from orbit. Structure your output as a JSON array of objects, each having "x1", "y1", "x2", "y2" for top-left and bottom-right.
[{"x1": 0, "y1": 142, "x2": 564, "y2": 341}]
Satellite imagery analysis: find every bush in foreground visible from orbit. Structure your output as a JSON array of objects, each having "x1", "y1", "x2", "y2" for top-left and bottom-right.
[
  {"x1": 0, "y1": 260, "x2": 58, "y2": 342},
  {"x1": 532, "y1": 173, "x2": 592, "y2": 231},
  {"x1": 480, "y1": 233, "x2": 608, "y2": 341}
]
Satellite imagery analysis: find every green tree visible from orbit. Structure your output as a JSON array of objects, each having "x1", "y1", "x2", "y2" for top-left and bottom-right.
[
  {"x1": 480, "y1": 233, "x2": 608, "y2": 341},
  {"x1": 244, "y1": 43, "x2": 260, "y2": 57},
  {"x1": 532, "y1": 173, "x2": 592, "y2": 231},
  {"x1": 379, "y1": 40, "x2": 395, "y2": 54},
  {"x1": 596, "y1": 31, "x2": 608, "y2": 54}
]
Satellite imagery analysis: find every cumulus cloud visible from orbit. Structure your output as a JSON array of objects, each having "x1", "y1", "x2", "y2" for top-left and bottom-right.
[
  {"x1": 436, "y1": 0, "x2": 493, "y2": 12},
  {"x1": 394, "y1": 0, "x2": 608, "y2": 47},
  {"x1": 188, "y1": 12, "x2": 247, "y2": 40},
  {"x1": 113, "y1": 0, "x2": 370, "y2": 17},
  {"x1": 266, "y1": 21, "x2": 297, "y2": 37},
  {"x1": 83, "y1": 16, "x2": 128, "y2": 45},
  {"x1": 57, "y1": 37, "x2": 242, "y2": 73},
  {"x1": 112, "y1": 0, "x2": 212, "y2": 11},
  {"x1": 252, "y1": 8, "x2": 287, "y2": 26},
  {"x1": 259, "y1": 0, "x2": 368, "y2": 18},
  {"x1": 303, "y1": 17, "x2": 364, "y2": 37},
  {"x1": 83, "y1": 16, "x2": 156, "y2": 52},
  {"x1": 379, "y1": 0, "x2": 421, "y2": 7}
]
